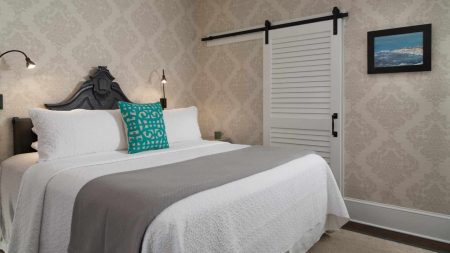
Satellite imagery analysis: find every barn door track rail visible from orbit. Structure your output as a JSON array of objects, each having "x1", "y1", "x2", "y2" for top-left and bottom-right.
[{"x1": 201, "y1": 7, "x2": 349, "y2": 44}]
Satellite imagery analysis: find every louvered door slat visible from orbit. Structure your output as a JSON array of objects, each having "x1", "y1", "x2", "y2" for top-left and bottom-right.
[
  {"x1": 272, "y1": 48, "x2": 331, "y2": 60},
  {"x1": 270, "y1": 82, "x2": 330, "y2": 89},
  {"x1": 272, "y1": 76, "x2": 331, "y2": 84},
  {"x1": 270, "y1": 127, "x2": 330, "y2": 136},
  {"x1": 272, "y1": 59, "x2": 331, "y2": 69},
  {"x1": 271, "y1": 86, "x2": 331, "y2": 93},
  {"x1": 272, "y1": 54, "x2": 331, "y2": 64},
  {"x1": 272, "y1": 70, "x2": 331, "y2": 79},
  {"x1": 272, "y1": 43, "x2": 331, "y2": 54},
  {"x1": 270, "y1": 132, "x2": 330, "y2": 142},
  {"x1": 272, "y1": 37, "x2": 331, "y2": 49},
  {"x1": 272, "y1": 65, "x2": 330, "y2": 73},
  {"x1": 272, "y1": 31, "x2": 330, "y2": 44},
  {"x1": 271, "y1": 104, "x2": 330, "y2": 110},
  {"x1": 271, "y1": 92, "x2": 330, "y2": 99}
]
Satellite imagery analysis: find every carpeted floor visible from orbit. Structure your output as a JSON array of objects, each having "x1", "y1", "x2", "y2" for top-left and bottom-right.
[{"x1": 308, "y1": 229, "x2": 435, "y2": 253}]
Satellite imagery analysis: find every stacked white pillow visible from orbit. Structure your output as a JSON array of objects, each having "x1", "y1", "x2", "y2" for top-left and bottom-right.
[
  {"x1": 30, "y1": 109, "x2": 127, "y2": 161},
  {"x1": 163, "y1": 106, "x2": 202, "y2": 144},
  {"x1": 29, "y1": 106, "x2": 202, "y2": 160}
]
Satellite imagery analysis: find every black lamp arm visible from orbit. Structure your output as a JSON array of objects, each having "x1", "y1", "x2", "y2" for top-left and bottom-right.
[{"x1": 0, "y1": 50, "x2": 30, "y2": 59}]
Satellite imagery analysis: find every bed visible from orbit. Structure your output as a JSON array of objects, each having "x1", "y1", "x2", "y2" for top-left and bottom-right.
[{"x1": 0, "y1": 66, "x2": 349, "y2": 253}]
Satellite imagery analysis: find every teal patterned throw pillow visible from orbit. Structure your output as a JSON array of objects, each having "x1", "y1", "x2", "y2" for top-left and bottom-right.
[{"x1": 119, "y1": 101, "x2": 169, "y2": 154}]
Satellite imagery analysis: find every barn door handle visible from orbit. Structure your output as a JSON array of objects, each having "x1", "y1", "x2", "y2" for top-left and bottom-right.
[{"x1": 331, "y1": 113, "x2": 338, "y2": 137}]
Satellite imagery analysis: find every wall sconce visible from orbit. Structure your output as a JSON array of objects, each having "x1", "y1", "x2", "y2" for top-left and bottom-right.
[
  {"x1": 160, "y1": 69, "x2": 167, "y2": 109},
  {"x1": 0, "y1": 50, "x2": 36, "y2": 69},
  {"x1": 0, "y1": 50, "x2": 36, "y2": 110}
]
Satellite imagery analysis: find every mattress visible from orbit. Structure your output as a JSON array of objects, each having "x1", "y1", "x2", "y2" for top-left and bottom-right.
[{"x1": 3, "y1": 140, "x2": 349, "y2": 253}]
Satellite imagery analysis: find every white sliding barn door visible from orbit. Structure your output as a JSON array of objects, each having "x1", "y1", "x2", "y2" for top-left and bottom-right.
[{"x1": 263, "y1": 20, "x2": 343, "y2": 188}]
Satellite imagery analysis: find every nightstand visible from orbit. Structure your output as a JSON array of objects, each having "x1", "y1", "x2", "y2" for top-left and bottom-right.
[
  {"x1": 206, "y1": 137, "x2": 232, "y2": 143},
  {"x1": 216, "y1": 137, "x2": 232, "y2": 143}
]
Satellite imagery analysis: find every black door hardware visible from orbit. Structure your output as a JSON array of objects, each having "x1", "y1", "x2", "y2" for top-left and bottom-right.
[{"x1": 332, "y1": 113, "x2": 338, "y2": 137}]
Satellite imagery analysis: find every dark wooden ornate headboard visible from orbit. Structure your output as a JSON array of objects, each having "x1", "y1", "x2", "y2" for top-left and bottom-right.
[{"x1": 12, "y1": 66, "x2": 132, "y2": 155}]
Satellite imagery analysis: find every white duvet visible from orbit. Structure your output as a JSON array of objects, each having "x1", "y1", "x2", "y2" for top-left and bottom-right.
[{"x1": 6, "y1": 140, "x2": 348, "y2": 253}]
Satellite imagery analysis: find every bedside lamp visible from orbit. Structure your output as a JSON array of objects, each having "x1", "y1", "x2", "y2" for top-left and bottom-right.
[
  {"x1": 160, "y1": 69, "x2": 167, "y2": 109},
  {"x1": 0, "y1": 50, "x2": 36, "y2": 109}
]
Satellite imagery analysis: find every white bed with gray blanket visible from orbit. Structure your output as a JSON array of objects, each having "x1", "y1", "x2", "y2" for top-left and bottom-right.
[
  {"x1": 1, "y1": 67, "x2": 348, "y2": 253},
  {"x1": 1, "y1": 139, "x2": 348, "y2": 253}
]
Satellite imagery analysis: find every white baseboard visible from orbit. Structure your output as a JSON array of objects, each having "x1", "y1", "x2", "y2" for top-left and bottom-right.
[{"x1": 344, "y1": 197, "x2": 450, "y2": 244}]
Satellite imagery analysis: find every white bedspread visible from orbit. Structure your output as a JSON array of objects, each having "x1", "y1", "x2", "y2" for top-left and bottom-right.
[
  {"x1": 7, "y1": 140, "x2": 348, "y2": 253},
  {"x1": 0, "y1": 153, "x2": 39, "y2": 250}
]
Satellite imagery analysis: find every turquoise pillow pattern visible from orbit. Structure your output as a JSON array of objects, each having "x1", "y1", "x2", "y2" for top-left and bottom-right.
[{"x1": 118, "y1": 101, "x2": 169, "y2": 154}]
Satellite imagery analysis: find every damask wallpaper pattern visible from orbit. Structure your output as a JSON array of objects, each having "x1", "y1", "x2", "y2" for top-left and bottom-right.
[
  {"x1": 195, "y1": 0, "x2": 450, "y2": 215},
  {"x1": 0, "y1": 0, "x2": 199, "y2": 159},
  {"x1": 0, "y1": 0, "x2": 449, "y2": 215}
]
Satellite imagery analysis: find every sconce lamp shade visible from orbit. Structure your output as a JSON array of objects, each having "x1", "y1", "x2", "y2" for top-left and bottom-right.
[
  {"x1": 26, "y1": 57, "x2": 36, "y2": 69},
  {"x1": 0, "y1": 50, "x2": 36, "y2": 69},
  {"x1": 161, "y1": 69, "x2": 167, "y2": 84}
]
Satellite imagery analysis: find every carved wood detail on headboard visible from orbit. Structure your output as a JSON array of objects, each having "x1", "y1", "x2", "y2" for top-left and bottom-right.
[
  {"x1": 13, "y1": 66, "x2": 132, "y2": 155},
  {"x1": 45, "y1": 66, "x2": 131, "y2": 110}
]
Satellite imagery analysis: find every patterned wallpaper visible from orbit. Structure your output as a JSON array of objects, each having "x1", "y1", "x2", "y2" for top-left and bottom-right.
[
  {"x1": 0, "y1": 0, "x2": 449, "y2": 215},
  {"x1": 196, "y1": 0, "x2": 450, "y2": 215},
  {"x1": 0, "y1": 0, "x2": 200, "y2": 160}
]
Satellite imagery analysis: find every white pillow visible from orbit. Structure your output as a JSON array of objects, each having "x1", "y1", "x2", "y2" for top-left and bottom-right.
[
  {"x1": 29, "y1": 109, "x2": 127, "y2": 161},
  {"x1": 163, "y1": 106, "x2": 202, "y2": 144}
]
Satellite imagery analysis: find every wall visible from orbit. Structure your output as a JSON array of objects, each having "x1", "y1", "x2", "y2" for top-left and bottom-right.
[
  {"x1": 0, "y1": 0, "x2": 200, "y2": 160},
  {"x1": 196, "y1": 0, "x2": 450, "y2": 215},
  {"x1": 1, "y1": 0, "x2": 449, "y2": 216}
]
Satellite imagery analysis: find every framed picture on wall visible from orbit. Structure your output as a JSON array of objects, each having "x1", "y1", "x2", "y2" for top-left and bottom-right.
[{"x1": 368, "y1": 24, "x2": 431, "y2": 74}]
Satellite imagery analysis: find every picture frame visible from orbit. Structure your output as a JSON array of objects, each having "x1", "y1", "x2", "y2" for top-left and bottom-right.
[{"x1": 368, "y1": 24, "x2": 431, "y2": 74}]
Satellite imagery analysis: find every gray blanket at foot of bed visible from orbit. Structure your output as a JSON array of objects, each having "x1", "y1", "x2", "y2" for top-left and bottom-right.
[{"x1": 68, "y1": 146, "x2": 313, "y2": 253}]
